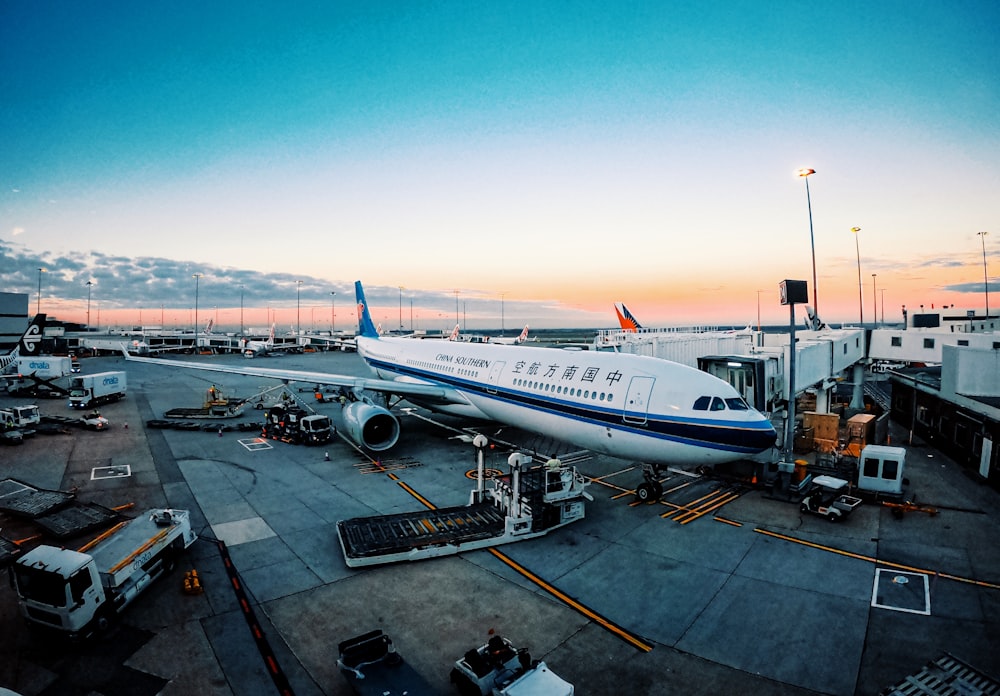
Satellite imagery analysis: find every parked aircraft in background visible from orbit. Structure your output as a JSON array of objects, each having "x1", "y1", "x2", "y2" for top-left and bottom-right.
[
  {"x1": 0, "y1": 314, "x2": 45, "y2": 373},
  {"x1": 124, "y1": 282, "x2": 776, "y2": 493},
  {"x1": 490, "y1": 325, "x2": 530, "y2": 345},
  {"x1": 242, "y1": 324, "x2": 276, "y2": 358},
  {"x1": 614, "y1": 303, "x2": 642, "y2": 332}
]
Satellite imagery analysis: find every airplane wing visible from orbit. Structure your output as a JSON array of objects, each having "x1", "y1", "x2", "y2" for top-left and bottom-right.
[{"x1": 121, "y1": 349, "x2": 460, "y2": 405}]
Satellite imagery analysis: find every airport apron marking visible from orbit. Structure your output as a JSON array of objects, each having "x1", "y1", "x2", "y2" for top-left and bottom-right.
[{"x1": 755, "y1": 528, "x2": 1000, "y2": 590}]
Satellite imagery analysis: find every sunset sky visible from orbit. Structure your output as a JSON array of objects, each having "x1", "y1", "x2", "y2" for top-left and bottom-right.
[{"x1": 3, "y1": 2, "x2": 998, "y2": 331}]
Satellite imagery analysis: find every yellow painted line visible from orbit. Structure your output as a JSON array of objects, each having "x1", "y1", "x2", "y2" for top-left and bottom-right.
[
  {"x1": 678, "y1": 491, "x2": 741, "y2": 525},
  {"x1": 487, "y1": 547, "x2": 654, "y2": 653},
  {"x1": 661, "y1": 488, "x2": 721, "y2": 519},
  {"x1": 713, "y1": 516, "x2": 743, "y2": 527},
  {"x1": 755, "y1": 528, "x2": 1000, "y2": 590}
]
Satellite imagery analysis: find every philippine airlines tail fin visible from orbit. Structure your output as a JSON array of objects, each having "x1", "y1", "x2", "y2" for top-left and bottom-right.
[
  {"x1": 614, "y1": 303, "x2": 642, "y2": 332},
  {"x1": 0, "y1": 314, "x2": 45, "y2": 372},
  {"x1": 355, "y1": 281, "x2": 380, "y2": 339}
]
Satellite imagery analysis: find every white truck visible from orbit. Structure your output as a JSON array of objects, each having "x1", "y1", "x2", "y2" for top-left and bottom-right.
[
  {"x1": 16, "y1": 356, "x2": 73, "y2": 379},
  {"x1": 11, "y1": 508, "x2": 196, "y2": 636},
  {"x1": 68, "y1": 371, "x2": 127, "y2": 409},
  {"x1": 450, "y1": 635, "x2": 574, "y2": 696},
  {"x1": 0, "y1": 404, "x2": 41, "y2": 429}
]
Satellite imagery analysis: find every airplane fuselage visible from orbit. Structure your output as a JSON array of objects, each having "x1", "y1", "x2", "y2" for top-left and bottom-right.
[{"x1": 357, "y1": 335, "x2": 776, "y2": 466}]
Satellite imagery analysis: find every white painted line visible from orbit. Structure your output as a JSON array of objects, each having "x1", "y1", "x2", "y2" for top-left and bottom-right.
[{"x1": 871, "y1": 568, "x2": 931, "y2": 615}]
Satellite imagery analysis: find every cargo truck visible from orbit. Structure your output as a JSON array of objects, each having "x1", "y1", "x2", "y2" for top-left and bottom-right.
[
  {"x1": 68, "y1": 371, "x2": 127, "y2": 408},
  {"x1": 0, "y1": 404, "x2": 41, "y2": 429},
  {"x1": 15, "y1": 356, "x2": 73, "y2": 380},
  {"x1": 11, "y1": 508, "x2": 196, "y2": 636}
]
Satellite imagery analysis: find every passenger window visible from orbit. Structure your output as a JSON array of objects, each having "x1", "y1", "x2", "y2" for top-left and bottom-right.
[
  {"x1": 711, "y1": 397, "x2": 726, "y2": 411},
  {"x1": 693, "y1": 396, "x2": 711, "y2": 411}
]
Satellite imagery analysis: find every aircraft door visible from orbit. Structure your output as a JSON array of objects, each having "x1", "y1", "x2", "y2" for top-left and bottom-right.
[
  {"x1": 623, "y1": 376, "x2": 654, "y2": 425},
  {"x1": 487, "y1": 361, "x2": 506, "y2": 394}
]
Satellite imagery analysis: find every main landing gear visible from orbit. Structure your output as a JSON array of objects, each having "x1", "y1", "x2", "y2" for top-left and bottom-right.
[{"x1": 635, "y1": 463, "x2": 664, "y2": 503}]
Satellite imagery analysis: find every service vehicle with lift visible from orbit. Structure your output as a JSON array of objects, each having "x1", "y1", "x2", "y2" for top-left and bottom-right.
[{"x1": 11, "y1": 508, "x2": 196, "y2": 636}]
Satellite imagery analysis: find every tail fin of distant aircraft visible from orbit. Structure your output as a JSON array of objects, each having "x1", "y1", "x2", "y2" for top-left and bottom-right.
[
  {"x1": 0, "y1": 314, "x2": 45, "y2": 372},
  {"x1": 516, "y1": 325, "x2": 529, "y2": 344},
  {"x1": 448, "y1": 324, "x2": 460, "y2": 341},
  {"x1": 267, "y1": 324, "x2": 276, "y2": 347},
  {"x1": 355, "y1": 281, "x2": 380, "y2": 339},
  {"x1": 614, "y1": 303, "x2": 642, "y2": 332},
  {"x1": 204, "y1": 318, "x2": 215, "y2": 334}
]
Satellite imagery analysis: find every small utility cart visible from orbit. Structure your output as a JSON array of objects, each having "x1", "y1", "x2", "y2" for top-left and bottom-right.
[{"x1": 799, "y1": 475, "x2": 862, "y2": 522}]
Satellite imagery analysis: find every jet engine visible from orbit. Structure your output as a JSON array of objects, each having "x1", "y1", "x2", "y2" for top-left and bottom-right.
[{"x1": 341, "y1": 400, "x2": 400, "y2": 451}]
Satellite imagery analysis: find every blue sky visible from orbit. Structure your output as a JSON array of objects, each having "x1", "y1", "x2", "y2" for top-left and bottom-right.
[{"x1": 2, "y1": 1, "x2": 998, "y2": 330}]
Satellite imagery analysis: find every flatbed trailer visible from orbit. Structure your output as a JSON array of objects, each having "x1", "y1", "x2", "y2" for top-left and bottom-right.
[{"x1": 338, "y1": 448, "x2": 591, "y2": 567}]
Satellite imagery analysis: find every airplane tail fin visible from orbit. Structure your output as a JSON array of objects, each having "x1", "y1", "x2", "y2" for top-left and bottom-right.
[
  {"x1": 516, "y1": 325, "x2": 529, "y2": 344},
  {"x1": 614, "y1": 303, "x2": 642, "y2": 332},
  {"x1": 0, "y1": 314, "x2": 45, "y2": 372},
  {"x1": 355, "y1": 281, "x2": 380, "y2": 339},
  {"x1": 204, "y1": 317, "x2": 215, "y2": 334},
  {"x1": 448, "y1": 324, "x2": 460, "y2": 341},
  {"x1": 267, "y1": 324, "x2": 276, "y2": 346}
]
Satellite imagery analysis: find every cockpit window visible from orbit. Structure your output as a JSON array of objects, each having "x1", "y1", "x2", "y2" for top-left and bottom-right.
[
  {"x1": 693, "y1": 396, "x2": 711, "y2": 411},
  {"x1": 710, "y1": 397, "x2": 726, "y2": 411},
  {"x1": 725, "y1": 398, "x2": 749, "y2": 411}
]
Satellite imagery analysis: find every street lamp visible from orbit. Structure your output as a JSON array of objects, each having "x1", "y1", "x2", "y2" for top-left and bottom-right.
[
  {"x1": 978, "y1": 232, "x2": 990, "y2": 318},
  {"x1": 330, "y1": 291, "x2": 336, "y2": 332},
  {"x1": 871, "y1": 274, "x2": 877, "y2": 327},
  {"x1": 192, "y1": 273, "x2": 202, "y2": 350},
  {"x1": 796, "y1": 168, "x2": 818, "y2": 312},
  {"x1": 398, "y1": 286, "x2": 405, "y2": 331},
  {"x1": 36, "y1": 267, "x2": 46, "y2": 315},
  {"x1": 240, "y1": 285, "x2": 245, "y2": 336},
  {"x1": 296, "y1": 280, "x2": 303, "y2": 337},
  {"x1": 880, "y1": 288, "x2": 886, "y2": 325},
  {"x1": 86, "y1": 280, "x2": 93, "y2": 328},
  {"x1": 851, "y1": 227, "x2": 863, "y2": 325},
  {"x1": 500, "y1": 292, "x2": 507, "y2": 336},
  {"x1": 454, "y1": 290, "x2": 460, "y2": 326}
]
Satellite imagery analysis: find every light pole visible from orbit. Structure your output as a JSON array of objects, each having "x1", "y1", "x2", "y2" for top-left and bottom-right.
[
  {"x1": 240, "y1": 285, "x2": 245, "y2": 336},
  {"x1": 880, "y1": 288, "x2": 886, "y2": 325},
  {"x1": 330, "y1": 291, "x2": 336, "y2": 332},
  {"x1": 851, "y1": 227, "x2": 863, "y2": 325},
  {"x1": 296, "y1": 280, "x2": 303, "y2": 336},
  {"x1": 454, "y1": 290, "x2": 460, "y2": 326},
  {"x1": 871, "y1": 274, "x2": 877, "y2": 327},
  {"x1": 192, "y1": 273, "x2": 202, "y2": 350},
  {"x1": 36, "y1": 267, "x2": 46, "y2": 315},
  {"x1": 796, "y1": 168, "x2": 818, "y2": 312},
  {"x1": 500, "y1": 292, "x2": 507, "y2": 336},
  {"x1": 398, "y1": 286, "x2": 405, "y2": 331},
  {"x1": 978, "y1": 231, "x2": 990, "y2": 318},
  {"x1": 756, "y1": 290, "x2": 762, "y2": 332},
  {"x1": 86, "y1": 280, "x2": 93, "y2": 328}
]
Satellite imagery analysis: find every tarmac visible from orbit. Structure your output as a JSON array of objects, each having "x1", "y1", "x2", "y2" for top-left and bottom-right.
[{"x1": 1, "y1": 350, "x2": 998, "y2": 696}]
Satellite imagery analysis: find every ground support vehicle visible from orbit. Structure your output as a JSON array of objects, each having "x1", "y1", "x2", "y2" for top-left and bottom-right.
[
  {"x1": 336, "y1": 630, "x2": 435, "y2": 695},
  {"x1": 799, "y1": 475, "x2": 862, "y2": 522},
  {"x1": 0, "y1": 405, "x2": 41, "y2": 429},
  {"x1": 337, "y1": 450, "x2": 591, "y2": 567},
  {"x1": 11, "y1": 508, "x2": 196, "y2": 636},
  {"x1": 68, "y1": 371, "x2": 126, "y2": 409},
  {"x1": 450, "y1": 634, "x2": 574, "y2": 696},
  {"x1": 261, "y1": 402, "x2": 333, "y2": 445},
  {"x1": 163, "y1": 384, "x2": 247, "y2": 419}
]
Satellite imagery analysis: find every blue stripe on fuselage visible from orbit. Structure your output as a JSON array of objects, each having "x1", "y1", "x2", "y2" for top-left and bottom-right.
[{"x1": 363, "y1": 356, "x2": 774, "y2": 454}]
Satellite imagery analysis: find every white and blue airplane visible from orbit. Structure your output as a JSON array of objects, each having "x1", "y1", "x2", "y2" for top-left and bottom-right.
[{"x1": 125, "y1": 282, "x2": 776, "y2": 495}]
